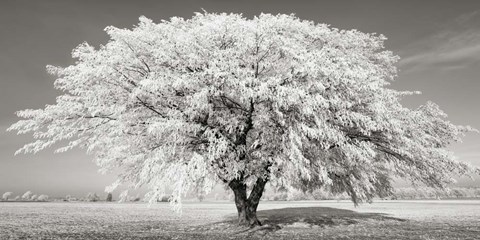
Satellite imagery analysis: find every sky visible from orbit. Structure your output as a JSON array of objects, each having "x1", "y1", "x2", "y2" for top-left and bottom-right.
[{"x1": 1, "y1": 0, "x2": 479, "y2": 198}]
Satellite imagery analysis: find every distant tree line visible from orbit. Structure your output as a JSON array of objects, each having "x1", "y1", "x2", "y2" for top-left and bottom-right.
[
  {"x1": 391, "y1": 187, "x2": 480, "y2": 200},
  {"x1": 260, "y1": 187, "x2": 480, "y2": 201},
  {"x1": 1, "y1": 191, "x2": 114, "y2": 202},
  {"x1": 261, "y1": 188, "x2": 350, "y2": 201},
  {"x1": 1, "y1": 191, "x2": 49, "y2": 202},
  {"x1": 3, "y1": 187, "x2": 478, "y2": 203},
  {"x1": 63, "y1": 192, "x2": 142, "y2": 202}
]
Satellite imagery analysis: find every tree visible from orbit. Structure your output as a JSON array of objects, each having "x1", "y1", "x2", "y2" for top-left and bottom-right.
[
  {"x1": 38, "y1": 194, "x2": 49, "y2": 202},
  {"x1": 22, "y1": 191, "x2": 33, "y2": 200},
  {"x1": 197, "y1": 192, "x2": 206, "y2": 202},
  {"x1": 31, "y1": 194, "x2": 38, "y2": 201},
  {"x1": 8, "y1": 13, "x2": 479, "y2": 227},
  {"x1": 2, "y1": 192, "x2": 12, "y2": 201},
  {"x1": 106, "y1": 192, "x2": 113, "y2": 202},
  {"x1": 86, "y1": 192, "x2": 100, "y2": 202}
]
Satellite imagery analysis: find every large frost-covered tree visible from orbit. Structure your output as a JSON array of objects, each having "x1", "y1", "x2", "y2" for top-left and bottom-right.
[{"x1": 9, "y1": 13, "x2": 478, "y2": 226}]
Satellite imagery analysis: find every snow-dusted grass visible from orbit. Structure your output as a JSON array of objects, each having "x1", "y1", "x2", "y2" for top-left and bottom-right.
[{"x1": 1, "y1": 200, "x2": 479, "y2": 239}]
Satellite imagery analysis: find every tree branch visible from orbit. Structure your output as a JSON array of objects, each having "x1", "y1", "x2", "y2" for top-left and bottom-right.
[{"x1": 135, "y1": 97, "x2": 165, "y2": 117}]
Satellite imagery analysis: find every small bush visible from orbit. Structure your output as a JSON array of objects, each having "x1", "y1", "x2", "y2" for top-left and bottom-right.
[{"x1": 157, "y1": 195, "x2": 171, "y2": 202}]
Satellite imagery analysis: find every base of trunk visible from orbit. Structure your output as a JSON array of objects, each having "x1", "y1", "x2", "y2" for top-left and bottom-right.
[
  {"x1": 229, "y1": 178, "x2": 267, "y2": 227},
  {"x1": 237, "y1": 206, "x2": 262, "y2": 227}
]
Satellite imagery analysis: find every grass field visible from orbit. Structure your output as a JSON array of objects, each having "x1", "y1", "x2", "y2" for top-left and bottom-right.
[{"x1": 1, "y1": 200, "x2": 479, "y2": 239}]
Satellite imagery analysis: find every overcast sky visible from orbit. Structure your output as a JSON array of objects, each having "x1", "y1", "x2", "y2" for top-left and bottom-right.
[{"x1": 1, "y1": 0, "x2": 479, "y2": 198}]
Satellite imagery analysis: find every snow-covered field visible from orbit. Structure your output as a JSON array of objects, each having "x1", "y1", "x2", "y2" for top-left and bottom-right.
[{"x1": 1, "y1": 200, "x2": 479, "y2": 239}]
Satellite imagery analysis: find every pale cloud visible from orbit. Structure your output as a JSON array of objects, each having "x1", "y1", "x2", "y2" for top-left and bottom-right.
[
  {"x1": 397, "y1": 11, "x2": 480, "y2": 74},
  {"x1": 455, "y1": 10, "x2": 479, "y2": 25},
  {"x1": 398, "y1": 30, "x2": 480, "y2": 73}
]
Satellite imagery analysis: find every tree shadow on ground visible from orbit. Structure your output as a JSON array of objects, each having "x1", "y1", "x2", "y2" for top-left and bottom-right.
[
  {"x1": 255, "y1": 207, "x2": 405, "y2": 227},
  {"x1": 195, "y1": 206, "x2": 406, "y2": 237}
]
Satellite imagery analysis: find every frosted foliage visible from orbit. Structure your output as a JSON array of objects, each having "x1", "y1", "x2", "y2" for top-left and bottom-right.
[
  {"x1": 37, "y1": 194, "x2": 49, "y2": 201},
  {"x1": 2, "y1": 192, "x2": 12, "y2": 200},
  {"x1": 21, "y1": 191, "x2": 33, "y2": 200},
  {"x1": 8, "y1": 13, "x2": 478, "y2": 209}
]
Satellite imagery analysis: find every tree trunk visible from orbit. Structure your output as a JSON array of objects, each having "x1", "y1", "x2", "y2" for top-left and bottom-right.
[{"x1": 229, "y1": 177, "x2": 267, "y2": 227}]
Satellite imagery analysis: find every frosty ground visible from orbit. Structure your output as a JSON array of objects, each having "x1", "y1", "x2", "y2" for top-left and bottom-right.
[{"x1": 1, "y1": 200, "x2": 479, "y2": 240}]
